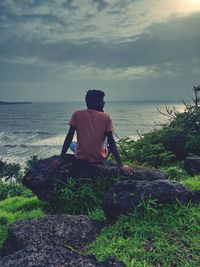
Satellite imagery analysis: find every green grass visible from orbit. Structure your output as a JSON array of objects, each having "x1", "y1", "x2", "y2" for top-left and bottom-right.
[
  {"x1": 89, "y1": 201, "x2": 200, "y2": 267},
  {"x1": 180, "y1": 175, "x2": 200, "y2": 190},
  {"x1": 0, "y1": 175, "x2": 199, "y2": 266},
  {"x1": 0, "y1": 196, "x2": 46, "y2": 248},
  {"x1": 88, "y1": 176, "x2": 200, "y2": 267}
]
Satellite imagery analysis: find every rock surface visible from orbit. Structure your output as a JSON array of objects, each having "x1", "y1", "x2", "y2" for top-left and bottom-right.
[
  {"x1": 0, "y1": 215, "x2": 126, "y2": 267},
  {"x1": 0, "y1": 245, "x2": 125, "y2": 267},
  {"x1": 103, "y1": 180, "x2": 200, "y2": 222},
  {"x1": 184, "y1": 156, "x2": 200, "y2": 175},
  {"x1": 22, "y1": 154, "x2": 167, "y2": 201},
  {"x1": 1, "y1": 215, "x2": 103, "y2": 256}
]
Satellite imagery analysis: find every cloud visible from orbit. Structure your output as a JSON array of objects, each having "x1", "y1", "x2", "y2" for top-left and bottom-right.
[
  {"x1": 0, "y1": 0, "x2": 199, "y2": 98},
  {"x1": 91, "y1": 0, "x2": 109, "y2": 11},
  {"x1": 61, "y1": 0, "x2": 78, "y2": 10}
]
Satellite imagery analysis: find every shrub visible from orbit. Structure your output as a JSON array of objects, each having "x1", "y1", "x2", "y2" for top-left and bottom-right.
[
  {"x1": 162, "y1": 165, "x2": 187, "y2": 180},
  {"x1": 0, "y1": 159, "x2": 22, "y2": 182},
  {"x1": 24, "y1": 155, "x2": 39, "y2": 173},
  {"x1": 118, "y1": 136, "x2": 175, "y2": 167},
  {"x1": 118, "y1": 86, "x2": 200, "y2": 167},
  {"x1": 0, "y1": 182, "x2": 33, "y2": 201}
]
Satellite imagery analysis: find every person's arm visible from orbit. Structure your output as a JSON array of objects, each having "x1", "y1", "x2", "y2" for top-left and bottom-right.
[
  {"x1": 48, "y1": 125, "x2": 76, "y2": 172},
  {"x1": 106, "y1": 131, "x2": 134, "y2": 175},
  {"x1": 60, "y1": 125, "x2": 76, "y2": 159}
]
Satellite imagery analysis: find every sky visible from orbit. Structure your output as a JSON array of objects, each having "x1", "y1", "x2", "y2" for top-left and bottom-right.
[{"x1": 0, "y1": 0, "x2": 200, "y2": 101}]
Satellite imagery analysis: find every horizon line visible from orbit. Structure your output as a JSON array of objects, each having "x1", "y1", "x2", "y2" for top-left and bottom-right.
[{"x1": 0, "y1": 99, "x2": 184, "y2": 103}]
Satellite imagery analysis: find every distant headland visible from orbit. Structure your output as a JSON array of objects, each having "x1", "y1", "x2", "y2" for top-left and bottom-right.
[{"x1": 0, "y1": 101, "x2": 32, "y2": 105}]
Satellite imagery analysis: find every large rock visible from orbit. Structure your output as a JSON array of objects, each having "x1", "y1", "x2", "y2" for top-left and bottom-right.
[
  {"x1": 0, "y1": 215, "x2": 126, "y2": 266},
  {"x1": 102, "y1": 180, "x2": 200, "y2": 222},
  {"x1": 22, "y1": 154, "x2": 167, "y2": 201},
  {"x1": 0, "y1": 245, "x2": 125, "y2": 267},
  {"x1": 1, "y1": 215, "x2": 103, "y2": 256},
  {"x1": 185, "y1": 156, "x2": 200, "y2": 175}
]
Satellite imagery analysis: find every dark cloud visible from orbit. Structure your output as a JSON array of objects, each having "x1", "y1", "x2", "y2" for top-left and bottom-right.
[
  {"x1": 2, "y1": 12, "x2": 200, "y2": 70},
  {"x1": 12, "y1": 0, "x2": 53, "y2": 9},
  {"x1": 91, "y1": 0, "x2": 109, "y2": 11},
  {"x1": 61, "y1": 0, "x2": 78, "y2": 10},
  {"x1": 0, "y1": 12, "x2": 67, "y2": 27}
]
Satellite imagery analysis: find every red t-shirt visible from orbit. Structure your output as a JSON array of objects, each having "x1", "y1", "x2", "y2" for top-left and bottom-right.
[{"x1": 69, "y1": 109, "x2": 114, "y2": 162}]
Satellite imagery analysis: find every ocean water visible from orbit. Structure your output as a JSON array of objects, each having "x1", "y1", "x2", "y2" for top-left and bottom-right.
[{"x1": 0, "y1": 101, "x2": 184, "y2": 166}]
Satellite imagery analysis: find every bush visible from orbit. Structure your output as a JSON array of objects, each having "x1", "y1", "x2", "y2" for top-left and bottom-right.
[
  {"x1": 0, "y1": 159, "x2": 22, "y2": 182},
  {"x1": 0, "y1": 182, "x2": 34, "y2": 201},
  {"x1": 162, "y1": 165, "x2": 187, "y2": 180},
  {"x1": 118, "y1": 87, "x2": 200, "y2": 167},
  {"x1": 118, "y1": 136, "x2": 175, "y2": 167}
]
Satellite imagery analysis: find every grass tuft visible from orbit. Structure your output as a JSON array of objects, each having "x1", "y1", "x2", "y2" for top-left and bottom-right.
[
  {"x1": 180, "y1": 175, "x2": 200, "y2": 190},
  {"x1": 0, "y1": 196, "x2": 46, "y2": 248}
]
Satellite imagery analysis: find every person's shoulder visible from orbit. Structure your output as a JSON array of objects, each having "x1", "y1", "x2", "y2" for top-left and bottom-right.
[
  {"x1": 72, "y1": 109, "x2": 87, "y2": 116},
  {"x1": 102, "y1": 112, "x2": 112, "y2": 119}
]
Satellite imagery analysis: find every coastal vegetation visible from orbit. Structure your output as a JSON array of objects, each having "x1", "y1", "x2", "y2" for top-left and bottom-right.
[
  {"x1": 117, "y1": 85, "x2": 200, "y2": 168},
  {"x1": 0, "y1": 87, "x2": 200, "y2": 266}
]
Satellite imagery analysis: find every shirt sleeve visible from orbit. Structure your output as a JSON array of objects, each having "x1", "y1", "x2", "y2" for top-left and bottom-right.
[
  {"x1": 69, "y1": 112, "x2": 77, "y2": 127},
  {"x1": 105, "y1": 115, "x2": 114, "y2": 132}
]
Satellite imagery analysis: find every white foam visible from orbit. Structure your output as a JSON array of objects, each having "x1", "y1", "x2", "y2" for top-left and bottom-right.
[
  {"x1": 32, "y1": 134, "x2": 77, "y2": 146},
  {"x1": 31, "y1": 134, "x2": 65, "y2": 146}
]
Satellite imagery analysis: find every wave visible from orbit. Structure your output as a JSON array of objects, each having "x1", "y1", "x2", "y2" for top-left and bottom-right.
[
  {"x1": 4, "y1": 144, "x2": 60, "y2": 148},
  {"x1": 32, "y1": 134, "x2": 67, "y2": 146},
  {"x1": 12, "y1": 131, "x2": 52, "y2": 135}
]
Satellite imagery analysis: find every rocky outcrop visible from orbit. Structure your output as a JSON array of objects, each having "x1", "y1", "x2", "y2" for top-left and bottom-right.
[
  {"x1": 0, "y1": 215, "x2": 125, "y2": 267},
  {"x1": 0, "y1": 245, "x2": 125, "y2": 267},
  {"x1": 103, "y1": 180, "x2": 200, "y2": 222},
  {"x1": 1, "y1": 215, "x2": 103, "y2": 256},
  {"x1": 184, "y1": 156, "x2": 200, "y2": 175},
  {"x1": 22, "y1": 154, "x2": 167, "y2": 201}
]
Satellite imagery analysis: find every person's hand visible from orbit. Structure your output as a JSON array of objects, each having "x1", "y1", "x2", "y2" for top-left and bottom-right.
[
  {"x1": 119, "y1": 164, "x2": 134, "y2": 175},
  {"x1": 48, "y1": 157, "x2": 64, "y2": 173}
]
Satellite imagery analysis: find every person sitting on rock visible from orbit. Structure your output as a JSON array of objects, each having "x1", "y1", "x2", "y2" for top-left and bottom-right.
[{"x1": 49, "y1": 89, "x2": 134, "y2": 175}]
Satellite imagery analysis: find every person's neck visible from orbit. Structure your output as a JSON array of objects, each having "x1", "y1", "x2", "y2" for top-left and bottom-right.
[{"x1": 87, "y1": 107, "x2": 104, "y2": 112}]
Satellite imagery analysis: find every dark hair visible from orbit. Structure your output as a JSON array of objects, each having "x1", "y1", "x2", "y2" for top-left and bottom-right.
[{"x1": 85, "y1": 89, "x2": 105, "y2": 111}]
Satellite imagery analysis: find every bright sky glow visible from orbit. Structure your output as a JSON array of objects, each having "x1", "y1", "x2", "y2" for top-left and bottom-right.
[{"x1": 174, "y1": 0, "x2": 200, "y2": 13}]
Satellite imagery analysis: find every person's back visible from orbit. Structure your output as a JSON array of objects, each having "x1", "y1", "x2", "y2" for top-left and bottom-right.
[
  {"x1": 49, "y1": 89, "x2": 134, "y2": 175},
  {"x1": 70, "y1": 109, "x2": 113, "y2": 162}
]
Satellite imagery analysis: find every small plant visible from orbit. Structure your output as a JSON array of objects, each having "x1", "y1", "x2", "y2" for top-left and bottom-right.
[
  {"x1": 162, "y1": 165, "x2": 187, "y2": 180},
  {"x1": 0, "y1": 182, "x2": 34, "y2": 201},
  {"x1": 47, "y1": 175, "x2": 121, "y2": 215},
  {"x1": 24, "y1": 155, "x2": 39, "y2": 173}
]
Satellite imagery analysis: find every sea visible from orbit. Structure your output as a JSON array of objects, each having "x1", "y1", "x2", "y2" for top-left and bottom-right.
[{"x1": 0, "y1": 101, "x2": 185, "y2": 167}]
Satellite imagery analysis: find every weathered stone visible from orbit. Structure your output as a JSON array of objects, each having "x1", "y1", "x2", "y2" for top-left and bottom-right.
[
  {"x1": 0, "y1": 215, "x2": 126, "y2": 266},
  {"x1": 1, "y1": 215, "x2": 103, "y2": 256},
  {"x1": 0, "y1": 245, "x2": 126, "y2": 267},
  {"x1": 102, "y1": 180, "x2": 200, "y2": 222},
  {"x1": 184, "y1": 156, "x2": 200, "y2": 175},
  {"x1": 22, "y1": 154, "x2": 167, "y2": 201}
]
